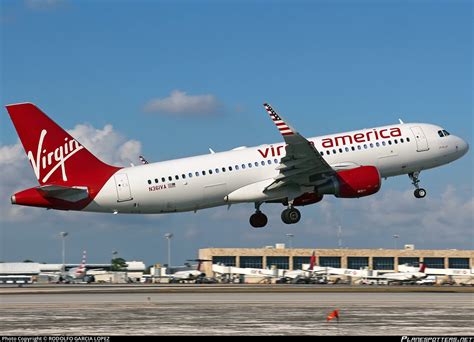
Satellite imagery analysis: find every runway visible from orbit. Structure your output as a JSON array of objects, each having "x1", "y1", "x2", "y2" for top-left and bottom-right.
[{"x1": 1, "y1": 287, "x2": 473, "y2": 335}]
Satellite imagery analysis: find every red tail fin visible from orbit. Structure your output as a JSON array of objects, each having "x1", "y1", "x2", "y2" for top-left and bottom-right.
[
  {"x1": 6, "y1": 103, "x2": 120, "y2": 190},
  {"x1": 309, "y1": 251, "x2": 316, "y2": 270},
  {"x1": 76, "y1": 250, "x2": 87, "y2": 275},
  {"x1": 419, "y1": 262, "x2": 426, "y2": 273}
]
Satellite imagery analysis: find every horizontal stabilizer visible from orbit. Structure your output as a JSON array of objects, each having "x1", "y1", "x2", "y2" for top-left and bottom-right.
[{"x1": 36, "y1": 185, "x2": 89, "y2": 202}]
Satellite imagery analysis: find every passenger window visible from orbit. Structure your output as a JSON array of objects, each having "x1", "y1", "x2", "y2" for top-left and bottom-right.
[
  {"x1": 188, "y1": 173, "x2": 193, "y2": 178},
  {"x1": 406, "y1": 137, "x2": 410, "y2": 142},
  {"x1": 168, "y1": 176, "x2": 172, "y2": 181},
  {"x1": 339, "y1": 148, "x2": 343, "y2": 153},
  {"x1": 363, "y1": 144, "x2": 368, "y2": 149},
  {"x1": 400, "y1": 138, "x2": 404, "y2": 143},
  {"x1": 326, "y1": 150, "x2": 330, "y2": 155},
  {"x1": 388, "y1": 140, "x2": 392, "y2": 145},
  {"x1": 215, "y1": 168, "x2": 219, "y2": 173},
  {"x1": 155, "y1": 179, "x2": 159, "y2": 183},
  {"x1": 147, "y1": 180, "x2": 152, "y2": 185},
  {"x1": 274, "y1": 159, "x2": 278, "y2": 164},
  {"x1": 248, "y1": 163, "x2": 252, "y2": 168},
  {"x1": 382, "y1": 141, "x2": 386, "y2": 146},
  {"x1": 261, "y1": 161, "x2": 265, "y2": 166},
  {"x1": 209, "y1": 169, "x2": 213, "y2": 174},
  {"x1": 162, "y1": 177, "x2": 166, "y2": 182},
  {"x1": 235, "y1": 165, "x2": 239, "y2": 170},
  {"x1": 181, "y1": 174, "x2": 186, "y2": 179},
  {"x1": 241, "y1": 164, "x2": 245, "y2": 169},
  {"x1": 351, "y1": 146, "x2": 355, "y2": 151},
  {"x1": 376, "y1": 142, "x2": 380, "y2": 147},
  {"x1": 320, "y1": 151, "x2": 324, "y2": 156},
  {"x1": 369, "y1": 143, "x2": 373, "y2": 148},
  {"x1": 438, "y1": 130, "x2": 444, "y2": 138},
  {"x1": 394, "y1": 139, "x2": 398, "y2": 144},
  {"x1": 333, "y1": 149, "x2": 336, "y2": 154},
  {"x1": 222, "y1": 167, "x2": 226, "y2": 172},
  {"x1": 202, "y1": 171, "x2": 206, "y2": 176},
  {"x1": 267, "y1": 160, "x2": 272, "y2": 164},
  {"x1": 195, "y1": 171, "x2": 199, "y2": 177},
  {"x1": 254, "y1": 162, "x2": 259, "y2": 167},
  {"x1": 175, "y1": 175, "x2": 179, "y2": 180},
  {"x1": 229, "y1": 166, "x2": 233, "y2": 171},
  {"x1": 345, "y1": 147, "x2": 349, "y2": 152}
]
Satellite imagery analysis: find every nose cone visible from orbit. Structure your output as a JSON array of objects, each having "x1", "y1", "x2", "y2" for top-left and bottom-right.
[{"x1": 455, "y1": 137, "x2": 469, "y2": 158}]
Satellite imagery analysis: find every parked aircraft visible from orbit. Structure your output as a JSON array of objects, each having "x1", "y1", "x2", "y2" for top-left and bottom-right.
[
  {"x1": 166, "y1": 259, "x2": 211, "y2": 283},
  {"x1": 362, "y1": 263, "x2": 427, "y2": 284},
  {"x1": 62, "y1": 250, "x2": 88, "y2": 283},
  {"x1": 6, "y1": 103, "x2": 469, "y2": 227}
]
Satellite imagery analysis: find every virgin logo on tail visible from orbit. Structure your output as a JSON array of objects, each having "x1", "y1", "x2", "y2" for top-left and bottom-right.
[{"x1": 28, "y1": 129, "x2": 84, "y2": 183}]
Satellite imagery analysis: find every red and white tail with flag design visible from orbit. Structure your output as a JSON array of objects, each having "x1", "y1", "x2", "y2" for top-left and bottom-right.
[
  {"x1": 76, "y1": 250, "x2": 87, "y2": 276},
  {"x1": 263, "y1": 103, "x2": 295, "y2": 137}
]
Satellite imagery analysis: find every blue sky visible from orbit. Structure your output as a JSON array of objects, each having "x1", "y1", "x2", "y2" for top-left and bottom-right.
[{"x1": 1, "y1": 0, "x2": 472, "y2": 266}]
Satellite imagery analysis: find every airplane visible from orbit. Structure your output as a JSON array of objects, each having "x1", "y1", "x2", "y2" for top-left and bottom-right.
[
  {"x1": 166, "y1": 259, "x2": 212, "y2": 283},
  {"x1": 361, "y1": 262, "x2": 428, "y2": 284},
  {"x1": 6, "y1": 102, "x2": 469, "y2": 228},
  {"x1": 277, "y1": 251, "x2": 328, "y2": 283},
  {"x1": 62, "y1": 250, "x2": 89, "y2": 283}
]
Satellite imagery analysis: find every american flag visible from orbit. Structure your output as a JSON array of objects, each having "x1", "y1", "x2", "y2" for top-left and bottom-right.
[
  {"x1": 263, "y1": 103, "x2": 294, "y2": 136},
  {"x1": 168, "y1": 183, "x2": 176, "y2": 188}
]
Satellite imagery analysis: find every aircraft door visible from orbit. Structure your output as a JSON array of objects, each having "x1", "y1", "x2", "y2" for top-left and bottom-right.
[
  {"x1": 410, "y1": 126, "x2": 429, "y2": 152},
  {"x1": 114, "y1": 173, "x2": 133, "y2": 202}
]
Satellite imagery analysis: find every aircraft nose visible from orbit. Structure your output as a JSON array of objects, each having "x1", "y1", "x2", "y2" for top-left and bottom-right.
[{"x1": 455, "y1": 137, "x2": 469, "y2": 157}]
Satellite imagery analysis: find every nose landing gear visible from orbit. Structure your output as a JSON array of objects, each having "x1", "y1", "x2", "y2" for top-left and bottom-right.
[{"x1": 409, "y1": 172, "x2": 427, "y2": 198}]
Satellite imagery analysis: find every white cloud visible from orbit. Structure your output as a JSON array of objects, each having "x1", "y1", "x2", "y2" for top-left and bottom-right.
[
  {"x1": 0, "y1": 123, "x2": 142, "y2": 223},
  {"x1": 67, "y1": 124, "x2": 141, "y2": 166},
  {"x1": 144, "y1": 90, "x2": 221, "y2": 116}
]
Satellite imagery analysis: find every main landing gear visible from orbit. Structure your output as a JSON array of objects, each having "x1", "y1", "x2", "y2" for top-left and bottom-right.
[
  {"x1": 409, "y1": 171, "x2": 427, "y2": 199},
  {"x1": 281, "y1": 206, "x2": 301, "y2": 225},
  {"x1": 249, "y1": 202, "x2": 268, "y2": 228},
  {"x1": 249, "y1": 202, "x2": 302, "y2": 228}
]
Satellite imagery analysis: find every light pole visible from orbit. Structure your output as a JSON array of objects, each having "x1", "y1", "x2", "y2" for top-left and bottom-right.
[
  {"x1": 164, "y1": 233, "x2": 173, "y2": 267},
  {"x1": 60, "y1": 232, "x2": 68, "y2": 273},
  {"x1": 393, "y1": 234, "x2": 399, "y2": 250},
  {"x1": 286, "y1": 233, "x2": 294, "y2": 249}
]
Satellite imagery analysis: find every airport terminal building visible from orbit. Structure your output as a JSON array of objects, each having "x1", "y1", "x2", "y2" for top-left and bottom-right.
[{"x1": 199, "y1": 245, "x2": 473, "y2": 276}]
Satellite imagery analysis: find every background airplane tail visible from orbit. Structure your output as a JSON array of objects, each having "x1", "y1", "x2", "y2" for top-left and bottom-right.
[{"x1": 6, "y1": 103, "x2": 120, "y2": 187}]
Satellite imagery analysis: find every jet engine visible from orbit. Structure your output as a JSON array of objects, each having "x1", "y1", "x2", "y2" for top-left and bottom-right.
[{"x1": 317, "y1": 166, "x2": 381, "y2": 198}]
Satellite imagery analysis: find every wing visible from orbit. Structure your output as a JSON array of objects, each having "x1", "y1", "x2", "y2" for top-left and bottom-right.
[
  {"x1": 263, "y1": 103, "x2": 336, "y2": 191},
  {"x1": 36, "y1": 185, "x2": 89, "y2": 202}
]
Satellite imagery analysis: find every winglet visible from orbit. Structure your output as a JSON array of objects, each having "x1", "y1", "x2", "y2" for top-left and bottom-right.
[{"x1": 263, "y1": 103, "x2": 296, "y2": 137}]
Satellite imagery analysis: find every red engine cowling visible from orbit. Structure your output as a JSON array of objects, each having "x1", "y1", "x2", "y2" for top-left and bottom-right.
[
  {"x1": 335, "y1": 166, "x2": 381, "y2": 198},
  {"x1": 293, "y1": 192, "x2": 324, "y2": 206}
]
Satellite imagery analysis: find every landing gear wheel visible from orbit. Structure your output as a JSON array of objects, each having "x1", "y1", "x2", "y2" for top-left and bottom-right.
[
  {"x1": 250, "y1": 211, "x2": 268, "y2": 228},
  {"x1": 281, "y1": 208, "x2": 301, "y2": 224},
  {"x1": 414, "y1": 188, "x2": 426, "y2": 198}
]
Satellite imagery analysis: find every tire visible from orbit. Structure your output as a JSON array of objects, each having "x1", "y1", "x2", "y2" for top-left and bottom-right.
[{"x1": 249, "y1": 212, "x2": 268, "y2": 228}]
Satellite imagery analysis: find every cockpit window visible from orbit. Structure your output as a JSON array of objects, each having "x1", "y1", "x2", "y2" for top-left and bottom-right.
[
  {"x1": 438, "y1": 130, "x2": 444, "y2": 137},
  {"x1": 442, "y1": 130, "x2": 450, "y2": 136}
]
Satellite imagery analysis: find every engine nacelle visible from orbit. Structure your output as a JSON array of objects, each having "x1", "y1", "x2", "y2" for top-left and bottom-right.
[
  {"x1": 317, "y1": 166, "x2": 381, "y2": 198},
  {"x1": 293, "y1": 192, "x2": 324, "y2": 206}
]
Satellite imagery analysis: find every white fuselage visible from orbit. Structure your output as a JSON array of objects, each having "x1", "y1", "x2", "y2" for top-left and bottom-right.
[{"x1": 86, "y1": 123, "x2": 468, "y2": 214}]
